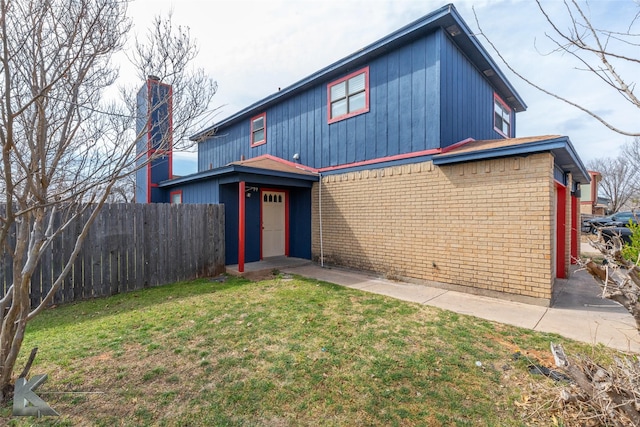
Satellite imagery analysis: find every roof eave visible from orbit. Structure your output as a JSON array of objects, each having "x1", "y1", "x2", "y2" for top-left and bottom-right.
[
  {"x1": 190, "y1": 3, "x2": 526, "y2": 141},
  {"x1": 158, "y1": 164, "x2": 319, "y2": 188},
  {"x1": 432, "y1": 136, "x2": 590, "y2": 184},
  {"x1": 446, "y1": 5, "x2": 526, "y2": 112}
]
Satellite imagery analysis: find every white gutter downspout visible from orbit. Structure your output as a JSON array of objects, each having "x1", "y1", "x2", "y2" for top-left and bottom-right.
[{"x1": 318, "y1": 172, "x2": 324, "y2": 268}]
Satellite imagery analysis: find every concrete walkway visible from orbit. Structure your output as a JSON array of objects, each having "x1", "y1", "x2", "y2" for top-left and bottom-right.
[
  {"x1": 282, "y1": 263, "x2": 640, "y2": 353},
  {"x1": 228, "y1": 249, "x2": 640, "y2": 353}
]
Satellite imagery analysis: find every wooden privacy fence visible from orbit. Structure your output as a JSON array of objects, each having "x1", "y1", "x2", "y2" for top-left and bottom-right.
[{"x1": 0, "y1": 203, "x2": 225, "y2": 306}]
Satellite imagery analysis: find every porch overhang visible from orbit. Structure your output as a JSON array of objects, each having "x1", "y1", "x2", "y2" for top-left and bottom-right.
[
  {"x1": 159, "y1": 155, "x2": 319, "y2": 189},
  {"x1": 432, "y1": 135, "x2": 590, "y2": 184}
]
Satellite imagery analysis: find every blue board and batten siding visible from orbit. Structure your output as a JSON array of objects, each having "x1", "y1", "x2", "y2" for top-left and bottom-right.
[
  {"x1": 440, "y1": 33, "x2": 515, "y2": 145},
  {"x1": 197, "y1": 28, "x2": 515, "y2": 173},
  {"x1": 175, "y1": 179, "x2": 220, "y2": 204}
]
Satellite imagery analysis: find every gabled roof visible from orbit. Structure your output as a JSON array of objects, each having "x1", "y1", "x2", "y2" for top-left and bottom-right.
[
  {"x1": 432, "y1": 135, "x2": 591, "y2": 184},
  {"x1": 191, "y1": 3, "x2": 526, "y2": 142}
]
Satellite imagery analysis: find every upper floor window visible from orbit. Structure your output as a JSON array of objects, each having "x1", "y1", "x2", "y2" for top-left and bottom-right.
[
  {"x1": 327, "y1": 67, "x2": 370, "y2": 124},
  {"x1": 251, "y1": 112, "x2": 266, "y2": 147},
  {"x1": 494, "y1": 94, "x2": 511, "y2": 137}
]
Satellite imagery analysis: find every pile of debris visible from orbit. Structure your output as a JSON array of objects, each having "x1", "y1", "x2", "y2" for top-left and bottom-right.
[
  {"x1": 538, "y1": 232, "x2": 640, "y2": 426},
  {"x1": 548, "y1": 343, "x2": 640, "y2": 426}
]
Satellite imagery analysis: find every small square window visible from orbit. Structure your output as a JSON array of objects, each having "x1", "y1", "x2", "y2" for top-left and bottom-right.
[
  {"x1": 170, "y1": 191, "x2": 182, "y2": 204},
  {"x1": 494, "y1": 95, "x2": 511, "y2": 137},
  {"x1": 327, "y1": 67, "x2": 370, "y2": 123},
  {"x1": 250, "y1": 112, "x2": 266, "y2": 147}
]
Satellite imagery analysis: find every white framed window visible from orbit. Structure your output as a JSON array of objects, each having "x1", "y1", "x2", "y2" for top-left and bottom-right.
[
  {"x1": 251, "y1": 112, "x2": 266, "y2": 147},
  {"x1": 327, "y1": 67, "x2": 369, "y2": 123},
  {"x1": 494, "y1": 95, "x2": 511, "y2": 137}
]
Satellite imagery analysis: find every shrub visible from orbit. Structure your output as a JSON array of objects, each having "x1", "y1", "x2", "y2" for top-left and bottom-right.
[{"x1": 622, "y1": 221, "x2": 640, "y2": 264}]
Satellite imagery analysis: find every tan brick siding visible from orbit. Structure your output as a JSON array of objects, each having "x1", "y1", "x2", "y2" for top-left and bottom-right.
[{"x1": 312, "y1": 153, "x2": 556, "y2": 301}]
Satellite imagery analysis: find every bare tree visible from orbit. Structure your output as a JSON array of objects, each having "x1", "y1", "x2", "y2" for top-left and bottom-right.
[
  {"x1": 474, "y1": 0, "x2": 640, "y2": 137},
  {"x1": 622, "y1": 137, "x2": 640, "y2": 186},
  {"x1": 0, "y1": 0, "x2": 216, "y2": 400},
  {"x1": 587, "y1": 154, "x2": 638, "y2": 212}
]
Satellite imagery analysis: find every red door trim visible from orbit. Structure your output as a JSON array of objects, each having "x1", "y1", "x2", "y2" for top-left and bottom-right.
[
  {"x1": 259, "y1": 188, "x2": 290, "y2": 259},
  {"x1": 555, "y1": 181, "x2": 567, "y2": 279}
]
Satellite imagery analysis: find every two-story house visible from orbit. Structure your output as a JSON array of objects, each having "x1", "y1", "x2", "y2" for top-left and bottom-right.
[{"x1": 136, "y1": 4, "x2": 589, "y2": 306}]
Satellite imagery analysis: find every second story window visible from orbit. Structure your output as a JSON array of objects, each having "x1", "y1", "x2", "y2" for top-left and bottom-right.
[
  {"x1": 328, "y1": 66, "x2": 369, "y2": 123},
  {"x1": 251, "y1": 112, "x2": 266, "y2": 147},
  {"x1": 494, "y1": 95, "x2": 511, "y2": 137}
]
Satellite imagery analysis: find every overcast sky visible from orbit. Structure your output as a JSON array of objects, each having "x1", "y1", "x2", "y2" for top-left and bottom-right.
[{"x1": 124, "y1": 0, "x2": 639, "y2": 175}]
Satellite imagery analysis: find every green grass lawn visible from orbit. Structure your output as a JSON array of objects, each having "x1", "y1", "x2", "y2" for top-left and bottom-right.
[{"x1": 0, "y1": 273, "x2": 622, "y2": 426}]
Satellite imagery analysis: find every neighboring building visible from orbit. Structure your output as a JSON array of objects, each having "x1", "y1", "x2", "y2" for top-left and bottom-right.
[
  {"x1": 136, "y1": 4, "x2": 589, "y2": 306},
  {"x1": 580, "y1": 170, "x2": 607, "y2": 215}
]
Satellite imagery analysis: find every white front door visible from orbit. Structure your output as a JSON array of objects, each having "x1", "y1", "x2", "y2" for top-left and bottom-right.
[{"x1": 262, "y1": 190, "x2": 286, "y2": 258}]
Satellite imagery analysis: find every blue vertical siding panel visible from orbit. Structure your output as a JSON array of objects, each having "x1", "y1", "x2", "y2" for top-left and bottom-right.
[
  {"x1": 197, "y1": 139, "x2": 210, "y2": 171},
  {"x1": 426, "y1": 32, "x2": 440, "y2": 149},
  {"x1": 360, "y1": 58, "x2": 377, "y2": 162},
  {"x1": 386, "y1": 50, "x2": 400, "y2": 156},
  {"x1": 244, "y1": 191, "x2": 261, "y2": 262},
  {"x1": 364, "y1": 92, "x2": 377, "y2": 162},
  {"x1": 315, "y1": 87, "x2": 326, "y2": 169},
  {"x1": 411, "y1": 40, "x2": 427, "y2": 152},
  {"x1": 282, "y1": 101, "x2": 291, "y2": 160},
  {"x1": 273, "y1": 102, "x2": 282, "y2": 159},
  {"x1": 293, "y1": 96, "x2": 301, "y2": 160},
  {"x1": 305, "y1": 88, "x2": 315, "y2": 166},
  {"x1": 439, "y1": 32, "x2": 511, "y2": 147},
  {"x1": 354, "y1": 112, "x2": 366, "y2": 162},
  {"x1": 272, "y1": 103, "x2": 282, "y2": 158},
  {"x1": 346, "y1": 115, "x2": 356, "y2": 164},
  {"x1": 289, "y1": 188, "x2": 312, "y2": 259},
  {"x1": 398, "y1": 44, "x2": 413, "y2": 154},
  {"x1": 299, "y1": 95, "x2": 308, "y2": 163},
  {"x1": 180, "y1": 179, "x2": 220, "y2": 204},
  {"x1": 243, "y1": 123, "x2": 252, "y2": 158},
  {"x1": 280, "y1": 103, "x2": 289, "y2": 160},
  {"x1": 440, "y1": 34, "x2": 453, "y2": 146},
  {"x1": 554, "y1": 166, "x2": 566, "y2": 184},
  {"x1": 220, "y1": 183, "x2": 238, "y2": 265},
  {"x1": 135, "y1": 168, "x2": 147, "y2": 202},
  {"x1": 333, "y1": 120, "x2": 347, "y2": 166},
  {"x1": 372, "y1": 56, "x2": 388, "y2": 159},
  {"x1": 293, "y1": 96, "x2": 302, "y2": 162}
]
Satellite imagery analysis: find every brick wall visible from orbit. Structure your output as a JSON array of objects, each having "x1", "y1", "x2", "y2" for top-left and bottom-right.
[{"x1": 312, "y1": 153, "x2": 556, "y2": 303}]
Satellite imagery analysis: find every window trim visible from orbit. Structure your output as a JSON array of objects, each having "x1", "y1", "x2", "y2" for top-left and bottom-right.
[
  {"x1": 250, "y1": 112, "x2": 267, "y2": 147},
  {"x1": 170, "y1": 190, "x2": 183, "y2": 204},
  {"x1": 327, "y1": 66, "x2": 370, "y2": 124},
  {"x1": 493, "y1": 93, "x2": 512, "y2": 138}
]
